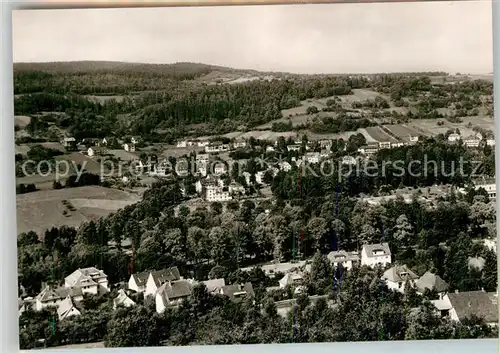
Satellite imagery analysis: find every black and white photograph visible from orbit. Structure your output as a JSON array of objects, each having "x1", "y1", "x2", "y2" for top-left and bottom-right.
[{"x1": 12, "y1": 1, "x2": 498, "y2": 349}]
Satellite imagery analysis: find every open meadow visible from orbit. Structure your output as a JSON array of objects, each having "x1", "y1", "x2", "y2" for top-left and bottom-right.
[{"x1": 16, "y1": 186, "x2": 141, "y2": 236}]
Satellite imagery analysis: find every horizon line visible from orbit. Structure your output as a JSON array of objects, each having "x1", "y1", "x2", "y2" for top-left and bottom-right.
[{"x1": 12, "y1": 60, "x2": 493, "y2": 77}]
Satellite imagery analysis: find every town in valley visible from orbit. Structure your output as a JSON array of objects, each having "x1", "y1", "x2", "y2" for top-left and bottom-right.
[{"x1": 15, "y1": 62, "x2": 498, "y2": 348}]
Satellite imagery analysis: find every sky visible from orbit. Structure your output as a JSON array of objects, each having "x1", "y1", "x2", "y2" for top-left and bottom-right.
[{"x1": 12, "y1": 1, "x2": 493, "y2": 74}]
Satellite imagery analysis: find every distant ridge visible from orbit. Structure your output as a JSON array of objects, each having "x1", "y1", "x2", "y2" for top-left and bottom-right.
[
  {"x1": 12, "y1": 60, "x2": 485, "y2": 78},
  {"x1": 12, "y1": 60, "x2": 281, "y2": 77}
]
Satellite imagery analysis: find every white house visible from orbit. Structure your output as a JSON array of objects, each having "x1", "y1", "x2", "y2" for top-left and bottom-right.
[
  {"x1": 357, "y1": 144, "x2": 379, "y2": 155},
  {"x1": 57, "y1": 296, "x2": 81, "y2": 321},
  {"x1": 381, "y1": 265, "x2": 419, "y2": 293},
  {"x1": 155, "y1": 280, "x2": 193, "y2": 314},
  {"x1": 486, "y1": 139, "x2": 495, "y2": 147},
  {"x1": 327, "y1": 250, "x2": 360, "y2": 271},
  {"x1": 64, "y1": 267, "x2": 109, "y2": 295},
  {"x1": 305, "y1": 152, "x2": 321, "y2": 164},
  {"x1": 213, "y1": 162, "x2": 227, "y2": 175},
  {"x1": 448, "y1": 133, "x2": 461, "y2": 143},
  {"x1": 361, "y1": 243, "x2": 392, "y2": 268},
  {"x1": 60, "y1": 137, "x2": 76, "y2": 148},
  {"x1": 123, "y1": 143, "x2": 136, "y2": 152},
  {"x1": 113, "y1": 289, "x2": 136, "y2": 310},
  {"x1": 483, "y1": 238, "x2": 497, "y2": 253},
  {"x1": 278, "y1": 272, "x2": 304, "y2": 289},
  {"x1": 196, "y1": 153, "x2": 210, "y2": 163},
  {"x1": 35, "y1": 286, "x2": 84, "y2": 312},
  {"x1": 278, "y1": 161, "x2": 292, "y2": 172},
  {"x1": 131, "y1": 136, "x2": 140, "y2": 145},
  {"x1": 145, "y1": 267, "x2": 182, "y2": 297},
  {"x1": 415, "y1": 271, "x2": 449, "y2": 298},
  {"x1": 319, "y1": 139, "x2": 332, "y2": 150},
  {"x1": 87, "y1": 147, "x2": 105, "y2": 157},
  {"x1": 197, "y1": 141, "x2": 210, "y2": 147},
  {"x1": 409, "y1": 135, "x2": 419, "y2": 144},
  {"x1": 378, "y1": 141, "x2": 391, "y2": 149},
  {"x1": 266, "y1": 146, "x2": 275, "y2": 152},
  {"x1": 232, "y1": 140, "x2": 247, "y2": 149},
  {"x1": 128, "y1": 271, "x2": 151, "y2": 293},
  {"x1": 176, "y1": 140, "x2": 187, "y2": 148},
  {"x1": 287, "y1": 144, "x2": 301, "y2": 152}
]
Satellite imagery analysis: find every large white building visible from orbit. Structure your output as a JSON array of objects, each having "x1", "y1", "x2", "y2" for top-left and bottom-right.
[
  {"x1": 205, "y1": 142, "x2": 230, "y2": 153},
  {"x1": 64, "y1": 267, "x2": 109, "y2": 295},
  {"x1": 474, "y1": 178, "x2": 496, "y2": 199},
  {"x1": 361, "y1": 243, "x2": 392, "y2": 268},
  {"x1": 464, "y1": 133, "x2": 482, "y2": 148},
  {"x1": 205, "y1": 185, "x2": 232, "y2": 202}
]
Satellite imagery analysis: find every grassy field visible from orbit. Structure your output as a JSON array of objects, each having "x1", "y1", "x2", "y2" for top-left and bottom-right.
[
  {"x1": 16, "y1": 186, "x2": 141, "y2": 236},
  {"x1": 14, "y1": 115, "x2": 31, "y2": 127}
]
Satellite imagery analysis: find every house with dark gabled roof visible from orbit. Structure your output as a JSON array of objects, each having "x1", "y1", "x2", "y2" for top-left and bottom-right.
[
  {"x1": 415, "y1": 272, "x2": 449, "y2": 298},
  {"x1": 155, "y1": 280, "x2": 193, "y2": 314},
  {"x1": 441, "y1": 290, "x2": 498, "y2": 327},
  {"x1": 381, "y1": 265, "x2": 419, "y2": 293},
  {"x1": 34, "y1": 285, "x2": 84, "y2": 311},
  {"x1": 144, "y1": 267, "x2": 182, "y2": 297},
  {"x1": 361, "y1": 242, "x2": 392, "y2": 268},
  {"x1": 219, "y1": 282, "x2": 255, "y2": 302},
  {"x1": 113, "y1": 289, "x2": 136, "y2": 310},
  {"x1": 57, "y1": 296, "x2": 82, "y2": 320},
  {"x1": 128, "y1": 271, "x2": 150, "y2": 293},
  {"x1": 327, "y1": 250, "x2": 360, "y2": 270}
]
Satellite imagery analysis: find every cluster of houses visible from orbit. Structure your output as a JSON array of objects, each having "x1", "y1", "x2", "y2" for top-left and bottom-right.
[
  {"x1": 356, "y1": 132, "x2": 495, "y2": 156},
  {"x1": 20, "y1": 266, "x2": 255, "y2": 320},
  {"x1": 176, "y1": 139, "x2": 243, "y2": 153},
  {"x1": 21, "y1": 267, "x2": 110, "y2": 320},
  {"x1": 447, "y1": 131, "x2": 495, "y2": 148},
  {"x1": 60, "y1": 136, "x2": 141, "y2": 158},
  {"x1": 248, "y1": 241, "x2": 498, "y2": 325},
  {"x1": 20, "y1": 239, "x2": 498, "y2": 326}
]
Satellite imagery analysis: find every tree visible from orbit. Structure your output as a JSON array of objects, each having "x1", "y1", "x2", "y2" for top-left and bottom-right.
[
  {"x1": 306, "y1": 106, "x2": 319, "y2": 115},
  {"x1": 393, "y1": 214, "x2": 413, "y2": 246},
  {"x1": 306, "y1": 217, "x2": 328, "y2": 251},
  {"x1": 105, "y1": 305, "x2": 160, "y2": 347}
]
